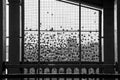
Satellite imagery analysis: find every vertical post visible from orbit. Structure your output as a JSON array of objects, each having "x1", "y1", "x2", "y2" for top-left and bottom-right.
[
  {"x1": 0, "y1": 0, "x2": 3, "y2": 77},
  {"x1": 117, "y1": 0, "x2": 120, "y2": 73},
  {"x1": 103, "y1": 0, "x2": 115, "y2": 76},
  {"x1": 8, "y1": 0, "x2": 21, "y2": 79},
  {"x1": 3, "y1": 0, "x2": 6, "y2": 62}
]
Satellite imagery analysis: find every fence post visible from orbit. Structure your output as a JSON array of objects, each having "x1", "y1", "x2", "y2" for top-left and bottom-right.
[
  {"x1": 103, "y1": 0, "x2": 115, "y2": 79},
  {"x1": 0, "y1": 0, "x2": 3, "y2": 78},
  {"x1": 117, "y1": 0, "x2": 120, "y2": 74},
  {"x1": 8, "y1": 0, "x2": 21, "y2": 80}
]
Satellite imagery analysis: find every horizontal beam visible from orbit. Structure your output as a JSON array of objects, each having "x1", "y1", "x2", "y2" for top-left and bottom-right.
[
  {"x1": 4, "y1": 63, "x2": 116, "y2": 69},
  {"x1": 57, "y1": 0, "x2": 103, "y2": 8},
  {"x1": 0, "y1": 74, "x2": 120, "y2": 78}
]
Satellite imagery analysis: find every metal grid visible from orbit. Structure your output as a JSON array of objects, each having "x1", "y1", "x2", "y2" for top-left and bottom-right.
[
  {"x1": 24, "y1": 0, "x2": 39, "y2": 62},
  {"x1": 40, "y1": 0, "x2": 79, "y2": 62},
  {"x1": 24, "y1": 0, "x2": 101, "y2": 63}
]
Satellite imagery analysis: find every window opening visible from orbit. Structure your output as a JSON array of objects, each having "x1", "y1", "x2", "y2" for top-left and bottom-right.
[{"x1": 23, "y1": 0, "x2": 102, "y2": 63}]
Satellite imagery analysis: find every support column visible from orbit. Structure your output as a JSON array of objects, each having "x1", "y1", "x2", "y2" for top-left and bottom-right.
[
  {"x1": 103, "y1": 0, "x2": 115, "y2": 75},
  {"x1": 117, "y1": 0, "x2": 120, "y2": 73},
  {"x1": 0, "y1": 0, "x2": 3, "y2": 77},
  {"x1": 8, "y1": 0, "x2": 21, "y2": 79}
]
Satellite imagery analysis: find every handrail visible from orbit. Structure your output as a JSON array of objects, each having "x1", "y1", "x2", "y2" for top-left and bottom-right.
[
  {"x1": 0, "y1": 74, "x2": 120, "y2": 78},
  {"x1": 4, "y1": 63, "x2": 116, "y2": 68}
]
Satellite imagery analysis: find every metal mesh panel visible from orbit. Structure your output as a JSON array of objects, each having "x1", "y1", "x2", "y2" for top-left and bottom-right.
[
  {"x1": 24, "y1": 0, "x2": 38, "y2": 30},
  {"x1": 81, "y1": 6, "x2": 100, "y2": 62},
  {"x1": 24, "y1": 0, "x2": 38, "y2": 62},
  {"x1": 40, "y1": 0, "x2": 79, "y2": 31},
  {"x1": 40, "y1": 32, "x2": 79, "y2": 62},
  {"x1": 24, "y1": 0, "x2": 100, "y2": 62},
  {"x1": 24, "y1": 31, "x2": 38, "y2": 62},
  {"x1": 40, "y1": 0, "x2": 79, "y2": 62},
  {"x1": 81, "y1": 7, "x2": 99, "y2": 31},
  {"x1": 81, "y1": 32, "x2": 99, "y2": 62}
]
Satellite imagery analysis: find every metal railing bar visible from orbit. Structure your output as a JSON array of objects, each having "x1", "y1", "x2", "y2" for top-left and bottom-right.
[
  {"x1": 0, "y1": 74, "x2": 120, "y2": 78},
  {"x1": 4, "y1": 63, "x2": 116, "y2": 68}
]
